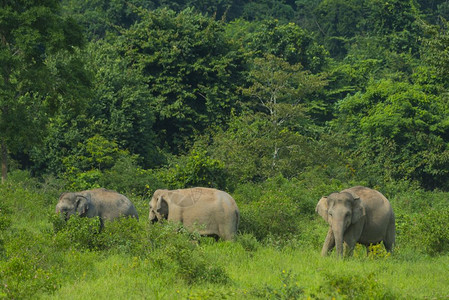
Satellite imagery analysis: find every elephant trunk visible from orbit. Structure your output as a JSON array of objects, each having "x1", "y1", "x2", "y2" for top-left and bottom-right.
[
  {"x1": 332, "y1": 224, "x2": 344, "y2": 258},
  {"x1": 55, "y1": 206, "x2": 69, "y2": 221}
]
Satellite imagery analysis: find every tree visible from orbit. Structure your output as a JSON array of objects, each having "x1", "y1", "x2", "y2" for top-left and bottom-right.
[
  {"x1": 0, "y1": 0, "x2": 85, "y2": 182},
  {"x1": 332, "y1": 79, "x2": 449, "y2": 190},
  {"x1": 210, "y1": 54, "x2": 327, "y2": 185},
  {"x1": 420, "y1": 18, "x2": 449, "y2": 88},
  {"x1": 314, "y1": 0, "x2": 366, "y2": 57},
  {"x1": 123, "y1": 8, "x2": 247, "y2": 152},
  {"x1": 240, "y1": 0, "x2": 295, "y2": 22},
  {"x1": 60, "y1": 0, "x2": 156, "y2": 39},
  {"x1": 85, "y1": 40, "x2": 157, "y2": 166},
  {"x1": 242, "y1": 54, "x2": 326, "y2": 167},
  {"x1": 31, "y1": 38, "x2": 158, "y2": 175},
  {"x1": 235, "y1": 19, "x2": 329, "y2": 72}
]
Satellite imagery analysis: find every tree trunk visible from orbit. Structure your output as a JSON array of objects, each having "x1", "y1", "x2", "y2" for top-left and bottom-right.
[{"x1": 1, "y1": 139, "x2": 7, "y2": 184}]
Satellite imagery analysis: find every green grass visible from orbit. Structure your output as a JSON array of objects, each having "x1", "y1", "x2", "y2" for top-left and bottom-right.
[
  {"x1": 1, "y1": 176, "x2": 449, "y2": 299},
  {"x1": 35, "y1": 243, "x2": 449, "y2": 299}
]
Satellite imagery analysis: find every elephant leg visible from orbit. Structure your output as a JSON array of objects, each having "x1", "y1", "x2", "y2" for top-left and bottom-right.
[{"x1": 321, "y1": 228, "x2": 335, "y2": 256}]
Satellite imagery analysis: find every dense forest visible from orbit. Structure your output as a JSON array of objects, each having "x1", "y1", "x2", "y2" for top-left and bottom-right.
[
  {"x1": 1, "y1": 0, "x2": 449, "y2": 299},
  {"x1": 2, "y1": 0, "x2": 449, "y2": 191}
]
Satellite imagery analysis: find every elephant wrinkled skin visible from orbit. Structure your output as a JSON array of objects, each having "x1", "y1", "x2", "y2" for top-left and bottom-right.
[
  {"x1": 55, "y1": 188, "x2": 139, "y2": 226},
  {"x1": 316, "y1": 186, "x2": 395, "y2": 257},
  {"x1": 149, "y1": 187, "x2": 240, "y2": 241}
]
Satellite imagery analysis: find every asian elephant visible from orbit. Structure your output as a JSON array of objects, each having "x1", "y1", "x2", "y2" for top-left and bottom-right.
[
  {"x1": 149, "y1": 187, "x2": 240, "y2": 241},
  {"x1": 316, "y1": 186, "x2": 395, "y2": 257},
  {"x1": 55, "y1": 188, "x2": 139, "y2": 226}
]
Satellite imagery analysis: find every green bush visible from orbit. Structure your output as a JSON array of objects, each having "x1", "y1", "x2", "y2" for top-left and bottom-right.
[
  {"x1": 0, "y1": 229, "x2": 59, "y2": 299},
  {"x1": 318, "y1": 272, "x2": 396, "y2": 299},
  {"x1": 95, "y1": 217, "x2": 147, "y2": 255},
  {"x1": 51, "y1": 214, "x2": 148, "y2": 254},
  {"x1": 0, "y1": 203, "x2": 11, "y2": 260},
  {"x1": 413, "y1": 208, "x2": 449, "y2": 256},
  {"x1": 251, "y1": 269, "x2": 304, "y2": 299},
  {"x1": 100, "y1": 156, "x2": 163, "y2": 196},
  {"x1": 147, "y1": 221, "x2": 230, "y2": 285},
  {"x1": 161, "y1": 149, "x2": 227, "y2": 190},
  {"x1": 52, "y1": 214, "x2": 102, "y2": 251},
  {"x1": 239, "y1": 197, "x2": 301, "y2": 241},
  {"x1": 237, "y1": 233, "x2": 260, "y2": 252},
  {"x1": 235, "y1": 176, "x2": 317, "y2": 242}
]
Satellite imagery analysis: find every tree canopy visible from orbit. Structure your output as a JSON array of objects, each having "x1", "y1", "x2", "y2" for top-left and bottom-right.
[{"x1": 1, "y1": 0, "x2": 449, "y2": 191}]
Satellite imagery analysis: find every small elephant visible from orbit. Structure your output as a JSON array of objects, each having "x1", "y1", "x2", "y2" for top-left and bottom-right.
[
  {"x1": 55, "y1": 188, "x2": 139, "y2": 226},
  {"x1": 316, "y1": 186, "x2": 395, "y2": 257},
  {"x1": 149, "y1": 187, "x2": 240, "y2": 241}
]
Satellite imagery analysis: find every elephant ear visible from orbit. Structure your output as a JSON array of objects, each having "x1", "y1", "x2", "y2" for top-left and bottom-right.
[
  {"x1": 156, "y1": 195, "x2": 169, "y2": 219},
  {"x1": 58, "y1": 192, "x2": 67, "y2": 201},
  {"x1": 75, "y1": 194, "x2": 89, "y2": 217},
  {"x1": 316, "y1": 196, "x2": 329, "y2": 222},
  {"x1": 351, "y1": 196, "x2": 366, "y2": 224}
]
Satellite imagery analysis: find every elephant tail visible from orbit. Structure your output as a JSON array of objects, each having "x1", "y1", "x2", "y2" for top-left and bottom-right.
[{"x1": 235, "y1": 209, "x2": 240, "y2": 231}]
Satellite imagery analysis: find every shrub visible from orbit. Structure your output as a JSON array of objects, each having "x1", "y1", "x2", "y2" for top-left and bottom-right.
[
  {"x1": 147, "y1": 221, "x2": 230, "y2": 285},
  {"x1": 237, "y1": 233, "x2": 260, "y2": 252},
  {"x1": 251, "y1": 269, "x2": 304, "y2": 299},
  {"x1": 51, "y1": 214, "x2": 102, "y2": 251},
  {"x1": 413, "y1": 208, "x2": 449, "y2": 256},
  {"x1": 160, "y1": 149, "x2": 227, "y2": 190},
  {"x1": 318, "y1": 272, "x2": 396, "y2": 299},
  {"x1": 95, "y1": 217, "x2": 147, "y2": 255},
  {"x1": 100, "y1": 156, "x2": 163, "y2": 196},
  {"x1": 51, "y1": 213, "x2": 148, "y2": 254},
  {"x1": 239, "y1": 196, "x2": 301, "y2": 241},
  {"x1": 367, "y1": 243, "x2": 391, "y2": 259},
  {"x1": 0, "y1": 229, "x2": 59, "y2": 299},
  {"x1": 0, "y1": 203, "x2": 12, "y2": 259},
  {"x1": 235, "y1": 176, "x2": 317, "y2": 241}
]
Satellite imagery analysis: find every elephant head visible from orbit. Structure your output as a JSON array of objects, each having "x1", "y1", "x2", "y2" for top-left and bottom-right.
[
  {"x1": 55, "y1": 192, "x2": 90, "y2": 221},
  {"x1": 148, "y1": 190, "x2": 169, "y2": 223},
  {"x1": 316, "y1": 191, "x2": 366, "y2": 256}
]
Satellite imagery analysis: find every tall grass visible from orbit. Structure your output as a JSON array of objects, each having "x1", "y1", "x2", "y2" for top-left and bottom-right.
[{"x1": 1, "y1": 171, "x2": 449, "y2": 299}]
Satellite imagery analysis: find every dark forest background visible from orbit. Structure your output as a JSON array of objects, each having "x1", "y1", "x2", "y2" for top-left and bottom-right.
[{"x1": 2, "y1": 0, "x2": 449, "y2": 193}]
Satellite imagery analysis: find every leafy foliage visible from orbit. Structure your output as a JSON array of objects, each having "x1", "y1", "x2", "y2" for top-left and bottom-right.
[
  {"x1": 405, "y1": 208, "x2": 449, "y2": 256},
  {"x1": 252, "y1": 269, "x2": 304, "y2": 299},
  {"x1": 123, "y1": 7, "x2": 247, "y2": 152},
  {"x1": 333, "y1": 79, "x2": 449, "y2": 189},
  {"x1": 319, "y1": 271, "x2": 397, "y2": 299},
  {"x1": 0, "y1": 0, "x2": 87, "y2": 180},
  {"x1": 2, "y1": 0, "x2": 449, "y2": 298},
  {"x1": 161, "y1": 149, "x2": 227, "y2": 190}
]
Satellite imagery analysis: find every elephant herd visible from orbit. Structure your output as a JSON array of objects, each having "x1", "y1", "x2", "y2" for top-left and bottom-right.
[{"x1": 55, "y1": 186, "x2": 395, "y2": 257}]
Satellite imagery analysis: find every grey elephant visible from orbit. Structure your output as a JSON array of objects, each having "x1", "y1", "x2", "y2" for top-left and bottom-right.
[
  {"x1": 55, "y1": 188, "x2": 139, "y2": 226},
  {"x1": 149, "y1": 187, "x2": 240, "y2": 241},
  {"x1": 316, "y1": 186, "x2": 395, "y2": 257}
]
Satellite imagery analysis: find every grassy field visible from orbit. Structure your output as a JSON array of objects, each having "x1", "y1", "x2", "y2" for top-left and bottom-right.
[
  {"x1": 1, "y1": 173, "x2": 449, "y2": 299},
  {"x1": 38, "y1": 242, "x2": 449, "y2": 299}
]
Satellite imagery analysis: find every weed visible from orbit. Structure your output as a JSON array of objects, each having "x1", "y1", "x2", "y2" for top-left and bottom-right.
[
  {"x1": 252, "y1": 269, "x2": 304, "y2": 299},
  {"x1": 186, "y1": 288, "x2": 237, "y2": 299},
  {"x1": 0, "y1": 229, "x2": 59, "y2": 299},
  {"x1": 319, "y1": 271, "x2": 396, "y2": 299},
  {"x1": 147, "y1": 222, "x2": 230, "y2": 285},
  {"x1": 237, "y1": 233, "x2": 260, "y2": 252},
  {"x1": 367, "y1": 243, "x2": 391, "y2": 259},
  {"x1": 51, "y1": 214, "x2": 102, "y2": 251}
]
